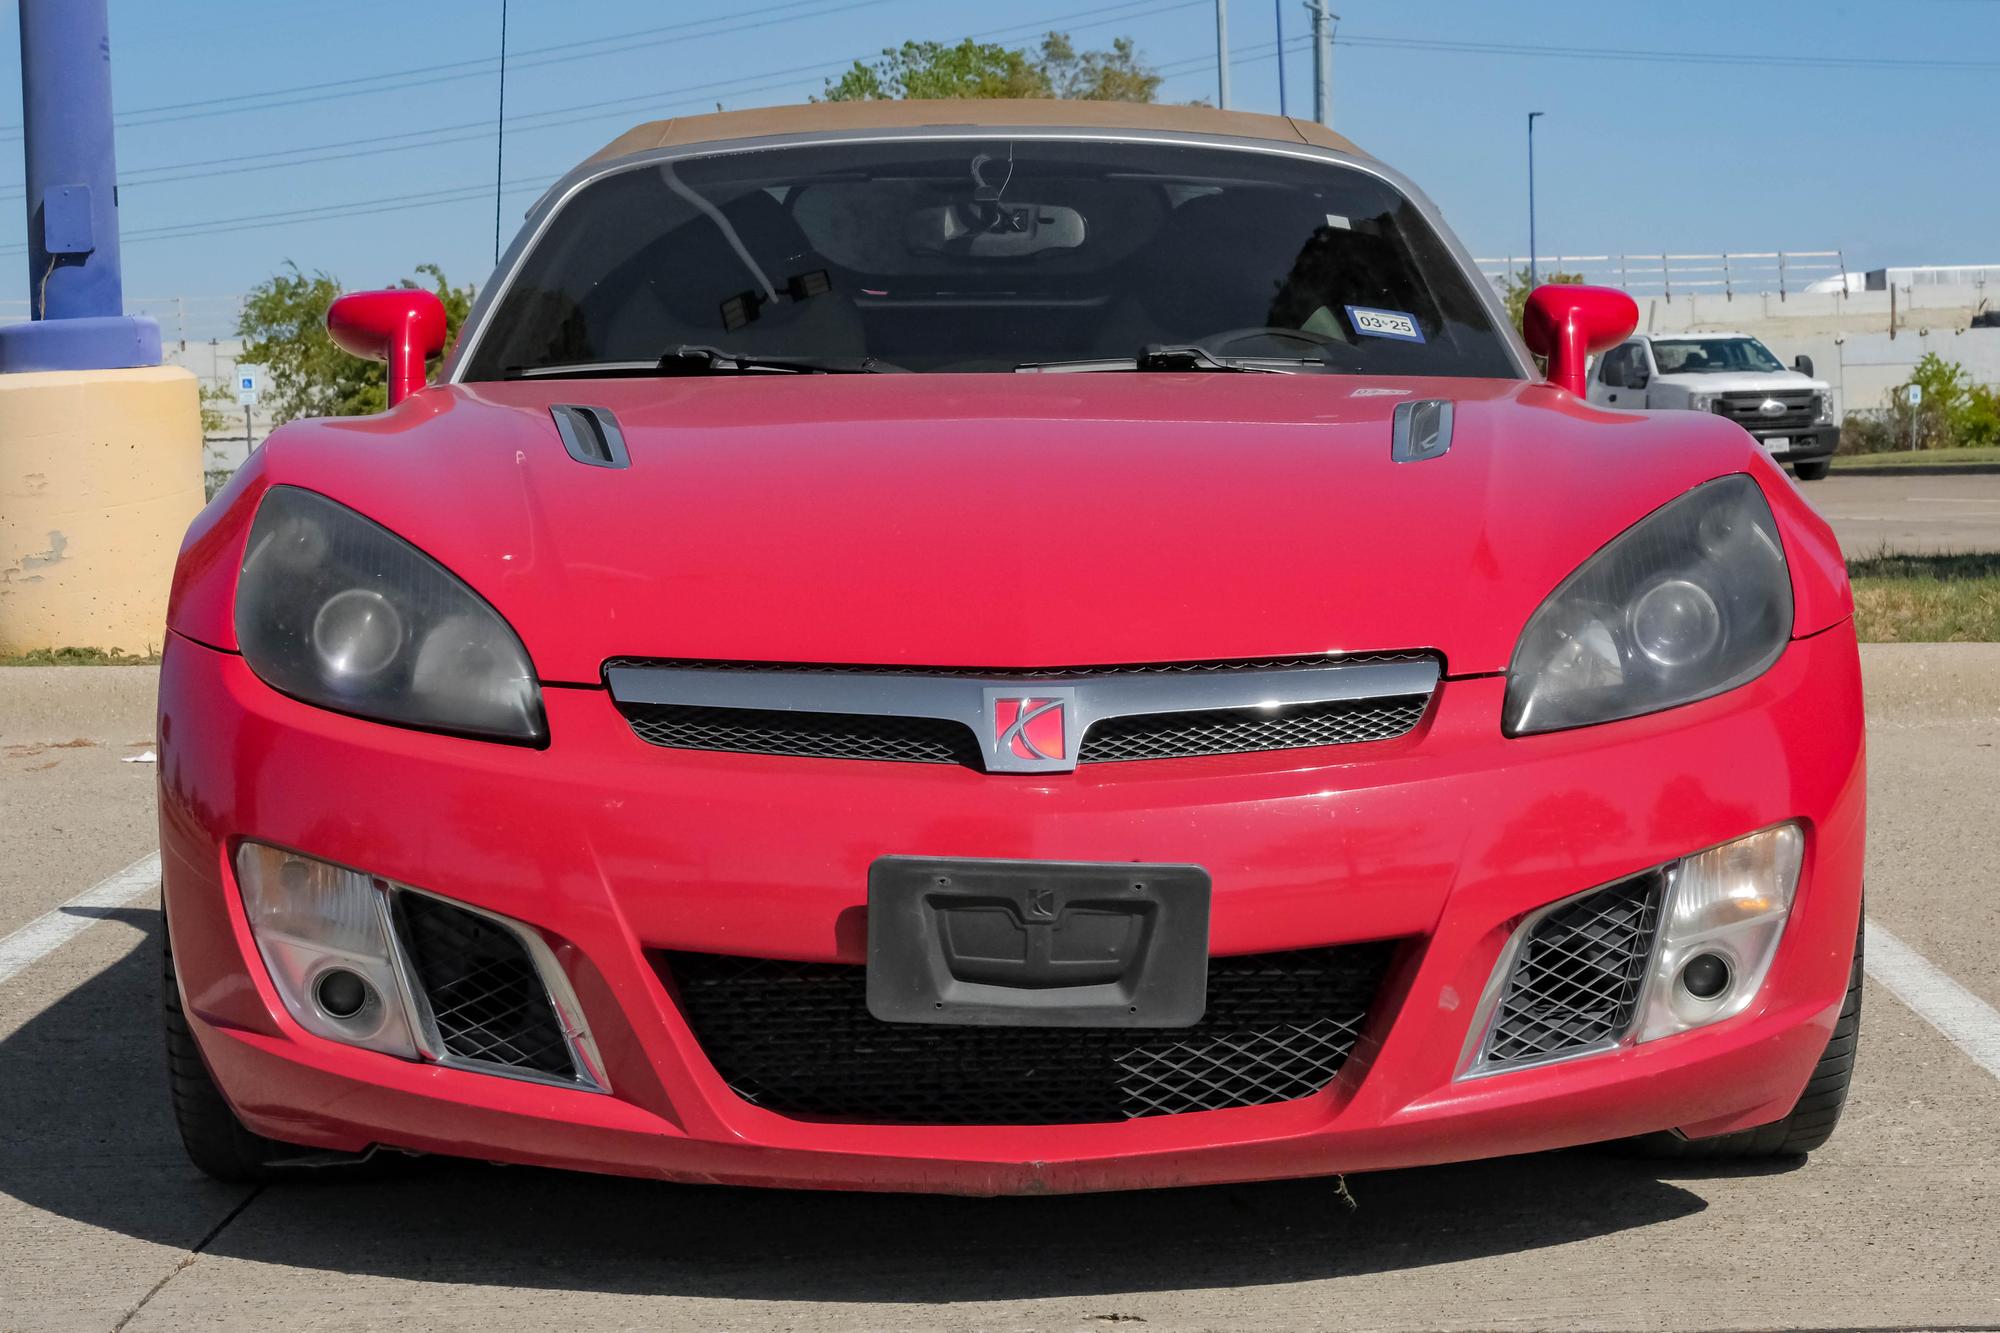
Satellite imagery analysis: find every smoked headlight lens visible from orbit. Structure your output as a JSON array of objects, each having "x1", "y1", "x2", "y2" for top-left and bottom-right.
[
  {"x1": 1504, "y1": 475, "x2": 1792, "y2": 735},
  {"x1": 236, "y1": 486, "x2": 546, "y2": 742}
]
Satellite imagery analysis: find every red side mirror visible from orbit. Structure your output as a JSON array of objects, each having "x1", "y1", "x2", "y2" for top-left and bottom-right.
[
  {"x1": 1522, "y1": 285, "x2": 1639, "y2": 397},
  {"x1": 326, "y1": 290, "x2": 449, "y2": 408}
]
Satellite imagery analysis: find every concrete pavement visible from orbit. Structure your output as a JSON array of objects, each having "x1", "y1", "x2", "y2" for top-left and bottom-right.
[
  {"x1": 1, "y1": 654, "x2": 1996, "y2": 1332},
  {"x1": 1805, "y1": 471, "x2": 2000, "y2": 554}
]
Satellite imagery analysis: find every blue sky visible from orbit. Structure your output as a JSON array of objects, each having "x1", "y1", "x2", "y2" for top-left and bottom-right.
[{"x1": 2, "y1": 0, "x2": 1996, "y2": 335}]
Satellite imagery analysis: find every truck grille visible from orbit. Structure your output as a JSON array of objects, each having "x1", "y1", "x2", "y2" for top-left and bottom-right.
[
  {"x1": 1476, "y1": 872, "x2": 1664, "y2": 1071},
  {"x1": 660, "y1": 943, "x2": 1398, "y2": 1124},
  {"x1": 1714, "y1": 391, "x2": 1819, "y2": 434}
]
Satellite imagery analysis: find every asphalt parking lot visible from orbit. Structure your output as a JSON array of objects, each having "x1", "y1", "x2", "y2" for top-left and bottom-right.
[
  {"x1": 3, "y1": 646, "x2": 1996, "y2": 1333},
  {"x1": 1806, "y1": 470, "x2": 2000, "y2": 553}
]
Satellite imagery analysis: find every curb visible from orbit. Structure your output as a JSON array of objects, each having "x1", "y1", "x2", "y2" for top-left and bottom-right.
[{"x1": 1832, "y1": 464, "x2": 2000, "y2": 477}]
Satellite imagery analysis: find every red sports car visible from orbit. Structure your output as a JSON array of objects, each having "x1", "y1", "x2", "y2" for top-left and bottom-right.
[{"x1": 160, "y1": 102, "x2": 1865, "y2": 1193}]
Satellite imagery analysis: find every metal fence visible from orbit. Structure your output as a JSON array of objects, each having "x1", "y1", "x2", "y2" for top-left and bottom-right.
[{"x1": 1474, "y1": 251, "x2": 1847, "y2": 302}]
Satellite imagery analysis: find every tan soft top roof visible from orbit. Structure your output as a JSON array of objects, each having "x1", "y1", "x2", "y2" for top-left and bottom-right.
[{"x1": 584, "y1": 100, "x2": 1366, "y2": 168}]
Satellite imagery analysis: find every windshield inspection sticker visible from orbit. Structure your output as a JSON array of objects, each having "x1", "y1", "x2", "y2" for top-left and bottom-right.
[{"x1": 1345, "y1": 306, "x2": 1425, "y2": 343}]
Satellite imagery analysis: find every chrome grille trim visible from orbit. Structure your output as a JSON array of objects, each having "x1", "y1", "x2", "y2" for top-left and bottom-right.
[{"x1": 606, "y1": 657, "x2": 1440, "y2": 773}]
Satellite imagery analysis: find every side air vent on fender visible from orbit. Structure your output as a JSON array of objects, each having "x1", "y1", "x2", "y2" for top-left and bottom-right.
[{"x1": 550, "y1": 404, "x2": 630, "y2": 469}]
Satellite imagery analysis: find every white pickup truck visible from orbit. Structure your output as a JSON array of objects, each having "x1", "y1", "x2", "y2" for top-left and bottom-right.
[{"x1": 1587, "y1": 332, "x2": 1838, "y2": 480}]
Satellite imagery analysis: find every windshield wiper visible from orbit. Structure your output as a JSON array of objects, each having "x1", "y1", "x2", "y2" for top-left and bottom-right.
[
  {"x1": 658, "y1": 345, "x2": 902, "y2": 375},
  {"x1": 1016, "y1": 344, "x2": 1319, "y2": 374},
  {"x1": 502, "y1": 347, "x2": 903, "y2": 380}
]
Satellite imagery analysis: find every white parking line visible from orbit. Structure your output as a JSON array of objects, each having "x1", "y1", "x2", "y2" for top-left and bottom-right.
[
  {"x1": 0, "y1": 851, "x2": 161, "y2": 987},
  {"x1": 1866, "y1": 920, "x2": 2000, "y2": 1081}
]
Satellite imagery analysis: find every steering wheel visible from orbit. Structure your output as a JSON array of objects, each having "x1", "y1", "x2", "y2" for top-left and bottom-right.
[{"x1": 1197, "y1": 325, "x2": 1362, "y2": 367}]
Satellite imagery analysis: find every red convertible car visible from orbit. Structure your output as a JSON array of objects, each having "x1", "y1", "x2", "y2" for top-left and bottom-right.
[{"x1": 159, "y1": 101, "x2": 1865, "y2": 1193}]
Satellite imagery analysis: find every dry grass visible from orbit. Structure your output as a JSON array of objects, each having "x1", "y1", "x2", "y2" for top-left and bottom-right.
[{"x1": 1848, "y1": 551, "x2": 2000, "y2": 642}]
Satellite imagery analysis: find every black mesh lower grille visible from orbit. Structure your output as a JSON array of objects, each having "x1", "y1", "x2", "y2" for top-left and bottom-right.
[
  {"x1": 1077, "y1": 696, "x2": 1430, "y2": 763},
  {"x1": 394, "y1": 893, "x2": 576, "y2": 1079},
  {"x1": 661, "y1": 944, "x2": 1397, "y2": 1125},
  {"x1": 619, "y1": 702, "x2": 982, "y2": 765},
  {"x1": 1481, "y1": 874, "x2": 1663, "y2": 1068}
]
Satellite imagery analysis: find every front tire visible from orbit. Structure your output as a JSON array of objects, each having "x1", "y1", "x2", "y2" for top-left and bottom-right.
[
  {"x1": 1632, "y1": 914, "x2": 1862, "y2": 1158},
  {"x1": 1792, "y1": 458, "x2": 1832, "y2": 481},
  {"x1": 162, "y1": 917, "x2": 291, "y2": 1183}
]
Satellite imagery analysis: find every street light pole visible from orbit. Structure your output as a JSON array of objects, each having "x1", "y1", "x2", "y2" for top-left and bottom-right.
[
  {"x1": 1527, "y1": 111, "x2": 1544, "y2": 288},
  {"x1": 1215, "y1": 0, "x2": 1231, "y2": 109}
]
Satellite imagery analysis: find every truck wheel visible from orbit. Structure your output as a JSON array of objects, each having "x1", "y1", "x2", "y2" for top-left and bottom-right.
[
  {"x1": 162, "y1": 917, "x2": 291, "y2": 1183},
  {"x1": 1627, "y1": 913, "x2": 1862, "y2": 1158},
  {"x1": 1792, "y1": 459, "x2": 1832, "y2": 481}
]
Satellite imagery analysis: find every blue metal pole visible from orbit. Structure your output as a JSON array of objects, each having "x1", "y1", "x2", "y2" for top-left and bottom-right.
[{"x1": 1, "y1": 0, "x2": 158, "y2": 370}]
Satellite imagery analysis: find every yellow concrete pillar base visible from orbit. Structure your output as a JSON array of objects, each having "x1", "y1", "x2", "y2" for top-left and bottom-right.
[{"x1": 0, "y1": 366, "x2": 205, "y2": 656}]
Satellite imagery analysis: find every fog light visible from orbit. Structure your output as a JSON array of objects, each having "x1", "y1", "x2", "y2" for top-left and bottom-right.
[
  {"x1": 313, "y1": 966, "x2": 373, "y2": 1020},
  {"x1": 236, "y1": 842, "x2": 422, "y2": 1059},
  {"x1": 1636, "y1": 823, "x2": 1803, "y2": 1042},
  {"x1": 1679, "y1": 951, "x2": 1731, "y2": 1000}
]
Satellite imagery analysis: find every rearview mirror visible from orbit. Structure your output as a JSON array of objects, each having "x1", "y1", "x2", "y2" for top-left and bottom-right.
[
  {"x1": 1793, "y1": 354, "x2": 1815, "y2": 377},
  {"x1": 327, "y1": 290, "x2": 449, "y2": 408},
  {"x1": 1522, "y1": 286, "x2": 1640, "y2": 397}
]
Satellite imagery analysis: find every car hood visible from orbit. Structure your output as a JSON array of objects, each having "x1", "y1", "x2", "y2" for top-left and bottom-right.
[
  {"x1": 178, "y1": 374, "x2": 1842, "y2": 683},
  {"x1": 1655, "y1": 370, "x2": 1828, "y2": 394}
]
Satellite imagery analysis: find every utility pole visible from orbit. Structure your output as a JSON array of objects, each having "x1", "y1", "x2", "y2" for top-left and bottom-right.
[
  {"x1": 1274, "y1": 0, "x2": 1287, "y2": 116},
  {"x1": 1215, "y1": 0, "x2": 1231, "y2": 109},
  {"x1": 493, "y1": 0, "x2": 509, "y2": 266},
  {"x1": 1307, "y1": 0, "x2": 1334, "y2": 127},
  {"x1": 1527, "y1": 111, "x2": 1544, "y2": 287}
]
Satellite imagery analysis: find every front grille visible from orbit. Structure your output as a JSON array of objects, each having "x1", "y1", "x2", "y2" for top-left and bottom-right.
[
  {"x1": 660, "y1": 944, "x2": 1397, "y2": 1125},
  {"x1": 1479, "y1": 873, "x2": 1663, "y2": 1070},
  {"x1": 1715, "y1": 391, "x2": 1819, "y2": 434},
  {"x1": 394, "y1": 892, "x2": 578, "y2": 1079},
  {"x1": 604, "y1": 652, "x2": 1431, "y2": 678},
  {"x1": 1077, "y1": 695, "x2": 1430, "y2": 763},
  {"x1": 620, "y1": 702, "x2": 982, "y2": 766}
]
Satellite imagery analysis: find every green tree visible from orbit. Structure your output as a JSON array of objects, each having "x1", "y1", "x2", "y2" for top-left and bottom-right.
[
  {"x1": 1893, "y1": 353, "x2": 2000, "y2": 449},
  {"x1": 823, "y1": 31, "x2": 1159, "y2": 103},
  {"x1": 197, "y1": 380, "x2": 234, "y2": 435},
  {"x1": 1497, "y1": 265, "x2": 1586, "y2": 333},
  {"x1": 236, "y1": 262, "x2": 474, "y2": 423}
]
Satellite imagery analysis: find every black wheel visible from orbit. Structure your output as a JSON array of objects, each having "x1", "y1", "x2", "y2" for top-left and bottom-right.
[
  {"x1": 1629, "y1": 913, "x2": 1862, "y2": 1158},
  {"x1": 1792, "y1": 458, "x2": 1832, "y2": 481},
  {"x1": 162, "y1": 915, "x2": 291, "y2": 1183}
]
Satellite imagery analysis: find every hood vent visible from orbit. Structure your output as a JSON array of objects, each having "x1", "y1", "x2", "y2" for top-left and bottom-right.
[
  {"x1": 1391, "y1": 399, "x2": 1453, "y2": 463},
  {"x1": 550, "y1": 404, "x2": 630, "y2": 469}
]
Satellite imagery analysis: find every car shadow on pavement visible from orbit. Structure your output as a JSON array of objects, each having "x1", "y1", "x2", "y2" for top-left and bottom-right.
[{"x1": 4, "y1": 913, "x2": 1745, "y2": 1302}]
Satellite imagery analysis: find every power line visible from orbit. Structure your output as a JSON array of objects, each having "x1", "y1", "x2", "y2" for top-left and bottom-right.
[
  {"x1": 0, "y1": 0, "x2": 887, "y2": 139},
  {"x1": 0, "y1": 0, "x2": 1202, "y2": 203}
]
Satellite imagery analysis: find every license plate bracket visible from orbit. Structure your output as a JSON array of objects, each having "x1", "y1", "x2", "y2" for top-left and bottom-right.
[{"x1": 867, "y1": 856, "x2": 1211, "y2": 1027}]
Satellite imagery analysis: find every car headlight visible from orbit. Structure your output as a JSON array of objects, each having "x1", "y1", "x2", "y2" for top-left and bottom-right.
[
  {"x1": 236, "y1": 486, "x2": 546, "y2": 743},
  {"x1": 1504, "y1": 474, "x2": 1793, "y2": 735}
]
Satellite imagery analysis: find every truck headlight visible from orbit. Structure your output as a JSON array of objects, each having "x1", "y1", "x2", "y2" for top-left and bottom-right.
[
  {"x1": 236, "y1": 486, "x2": 545, "y2": 743},
  {"x1": 1687, "y1": 392, "x2": 1720, "y2": 413},
  {"x1": 1815, "y1": 392, "x2": 1835, "y2": 424},
  {"x1": 1504, "y1": 475, "x2": 1793, "y2": 735}
]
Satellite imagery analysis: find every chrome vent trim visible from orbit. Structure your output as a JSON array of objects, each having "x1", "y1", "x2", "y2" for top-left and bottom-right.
[{"x1": 550, "y1": 404, "x2": 630, "y2": 469}]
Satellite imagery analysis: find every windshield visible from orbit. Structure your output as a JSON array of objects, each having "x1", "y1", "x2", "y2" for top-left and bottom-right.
[
  {"x1": 1651, "y1": 338, "x2": 1785, "y2": 375},
  {"x1": 461, "y1": 138, "x2": 1518, "y2": 380}
]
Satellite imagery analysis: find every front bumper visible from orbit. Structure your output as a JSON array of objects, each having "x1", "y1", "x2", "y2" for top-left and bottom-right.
[
  {"x1": 160, "y1": 627, "x2": 1866, "y2": 1194},
  {"x1": 1752, "y1": 423, "x2": 1839, "y2": 461}
]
